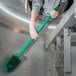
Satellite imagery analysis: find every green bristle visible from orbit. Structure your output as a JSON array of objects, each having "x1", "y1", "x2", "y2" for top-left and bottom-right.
[{"x1": 4, "y1": 55, "x2": 21, "y2": 73}]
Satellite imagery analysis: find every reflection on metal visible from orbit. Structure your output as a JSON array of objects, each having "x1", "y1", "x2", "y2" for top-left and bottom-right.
[
  {"x1": 0, "y1": 3, "x2": 30, "y2": 23},
  {"x1": 0, "y1": 23, "x2": 29, "y2": 35},
  {"x1": 48, "y1": 26, "x2": 56, "y2": 29},
  {"x1": 14, "y1": 28, "x2": 21, "y2": 33},
  {"x1": 74, "y1": 13, "x2": 76, "y2": 18}
]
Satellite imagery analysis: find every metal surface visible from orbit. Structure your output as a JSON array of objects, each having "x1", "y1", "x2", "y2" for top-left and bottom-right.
[
  {"x1": 0, "y1": 0, "x2": 30, "y2": 34},
  {"x1": 71, "y1": 47, "x2": 76, "y2": 76},
  {"x1": 64, "y1": 31, "x2": 76, "y2": 76},
  {"x1": 64, "y1": 27, "x2": 76, "y2": 76},
  {"x1": 70, "y1": 32, "x2": 76, "y2": 76},
  {"x1": 0, "y1": 24, "x2": 58, "y2": 76},
  {"x1": 64, "y1": 28, "x2": 71, "y2": 73}
]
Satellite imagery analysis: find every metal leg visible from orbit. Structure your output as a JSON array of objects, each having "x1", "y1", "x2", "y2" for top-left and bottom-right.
[
  {"x1": 64, "y1": 28, "x2": 72, "y2": 76},
  {"x1": 55, "y1": 36, "x2": 64, "y2": 76}
]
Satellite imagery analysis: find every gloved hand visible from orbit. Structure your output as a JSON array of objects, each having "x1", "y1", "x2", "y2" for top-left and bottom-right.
[
  {"x1": 50, "y1": 10, "x2": 59, "y2": 18},
  {"x1": 29, "y1": 22, "x2": 38, "y2": 39}
]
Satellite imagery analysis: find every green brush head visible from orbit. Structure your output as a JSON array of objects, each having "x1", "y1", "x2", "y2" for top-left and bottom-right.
[{"x1": 4, "y1": 55, "x2": 21, "y2": 73}]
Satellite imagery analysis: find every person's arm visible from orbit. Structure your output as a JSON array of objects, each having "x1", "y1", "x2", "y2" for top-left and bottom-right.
[
  {"x1": 50, "y1": 0, "x2": 68, "y2": 19},
  {"x1": 29, "y1": 0, "x2": 43, "y2": 39},
  {"x1": 29, "y1": 13, "x2": 38, "y2": 39},
  {"x1": 31, "y1": 13, "x2": 38, "y2": 27}
]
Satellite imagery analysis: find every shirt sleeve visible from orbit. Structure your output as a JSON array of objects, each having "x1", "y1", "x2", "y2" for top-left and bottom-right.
[
  {"x1": 59, "y1": 0, "x2": 68, "y2": 12},
  {"x1": 32, "y1": 0, "x2": 43, "y2": 15}
]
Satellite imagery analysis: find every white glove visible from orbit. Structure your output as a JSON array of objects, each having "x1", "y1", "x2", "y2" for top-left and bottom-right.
[
  {"x1": 29, "y1": 22, "x2": 38, "y2": 39},
  {"x1": 50, "y1": 10, "x2": 59, "y2": 18}
]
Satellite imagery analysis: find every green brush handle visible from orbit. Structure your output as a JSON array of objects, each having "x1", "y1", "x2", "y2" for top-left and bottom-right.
[{"x1": 17, "y1": 6, "x2": 59, "y2": 58}]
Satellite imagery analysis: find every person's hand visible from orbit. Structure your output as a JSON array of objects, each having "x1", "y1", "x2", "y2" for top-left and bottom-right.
[
  {"x1": 29, "y1": 22, "x2": 38, "y2": 39},
  {"x1": 50, "y1": 10, "x2": 59, "y2": 18}
]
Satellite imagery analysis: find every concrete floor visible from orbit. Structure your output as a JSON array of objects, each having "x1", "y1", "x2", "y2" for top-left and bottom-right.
[{"x1": 0, "y1": 23, "x2": 58, "y2": 76}]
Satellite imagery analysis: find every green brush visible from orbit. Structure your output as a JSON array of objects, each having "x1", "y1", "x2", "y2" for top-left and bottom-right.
[{"x1": 4, "y1": 6, "x2": 59, "y2": 73}]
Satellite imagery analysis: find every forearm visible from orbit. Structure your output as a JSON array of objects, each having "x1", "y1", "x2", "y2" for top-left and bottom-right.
[
  {"x1": 30, "y1": 12, "x2": 38, "y2": 39},
  {"x1": 30, "y1": 12, "x2": 38, "y2": 27},
  {"x1": 31, "y1": 13, "x2": 38, "y2": 22}
]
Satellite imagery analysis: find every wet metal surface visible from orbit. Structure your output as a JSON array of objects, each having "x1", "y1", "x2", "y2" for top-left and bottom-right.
[{"x1": 0, "y1": 23, "x2": 58, "y2": 76}]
